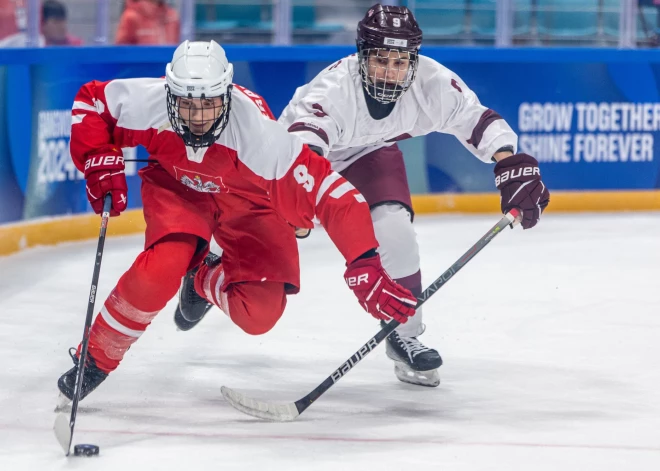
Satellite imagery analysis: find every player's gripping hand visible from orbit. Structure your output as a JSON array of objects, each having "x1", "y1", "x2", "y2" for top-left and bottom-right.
[
  {"x1": 494, "y1": 153, "x2": 550, "y2": 229},
  {"x1": 84, "y1": 153, "x2": 127, "y2": 216},
  {"x1": 344, "y1": 252, "x2": 417, "y2": 323}
]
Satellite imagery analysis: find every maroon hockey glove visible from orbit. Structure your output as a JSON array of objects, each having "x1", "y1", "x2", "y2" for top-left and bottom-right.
[
  {"x1": 84, "y1": 153, "x2": 127, "y2": 216},
  {"x1": 494, "y1": 153, "x2": 550, "y2": 229},
  {"x1": 344, "y1": 253, "x2": 417, "y2": 324}
]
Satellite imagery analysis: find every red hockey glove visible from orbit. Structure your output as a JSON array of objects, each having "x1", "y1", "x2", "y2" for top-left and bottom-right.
[
  {"x1": 84, "y1": 153, "x2": 127, "y2": 216},
  {"x1": 494, "y1": 153, "x2": 550, "y2": 229},
  {"x1": 344, "y1": 253, "x2": 417, "y2": 323}
]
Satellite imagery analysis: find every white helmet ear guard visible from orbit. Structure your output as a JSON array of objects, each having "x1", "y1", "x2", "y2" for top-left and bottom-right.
[{"x1": 165, "y1": 40, "x2": 234, "y2": 147}]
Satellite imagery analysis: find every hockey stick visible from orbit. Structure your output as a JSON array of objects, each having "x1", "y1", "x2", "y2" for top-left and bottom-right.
[
  {"x1": 54, "y1": 194, "x2": 113, "y2": 455},
  {"x1": 221, "y1": 209, "x2": 521, "y2": 421}
]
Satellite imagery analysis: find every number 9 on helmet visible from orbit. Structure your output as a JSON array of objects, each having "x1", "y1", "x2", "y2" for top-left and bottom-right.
[{"x1": 165, "y1": 40, "x2": 234, "y2": 148}]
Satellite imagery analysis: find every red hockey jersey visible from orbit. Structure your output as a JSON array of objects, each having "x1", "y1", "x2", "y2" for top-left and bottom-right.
[{"x1": 70, "y1": 77, "x2": 378, "y2": 263}]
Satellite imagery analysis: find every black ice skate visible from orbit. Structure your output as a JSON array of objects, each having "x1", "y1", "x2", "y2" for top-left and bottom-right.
[
  {"x1": 56, "y1": 348, "x2": 108, "y2": 410},
  {"x1": 174, "y1": 252, "x2": 221, "y2": 331},
  {"x1": 384, "y1": 324, "x2": 442, "y2": 387}
]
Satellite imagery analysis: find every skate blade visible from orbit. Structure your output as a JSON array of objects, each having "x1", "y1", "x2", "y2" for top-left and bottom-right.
[
  {"x1": 393, "y1": 363, "x2": 440, "y2": 387},
  {"x1": 54, "y1": 392, "x2": 72, "y2": 413}
]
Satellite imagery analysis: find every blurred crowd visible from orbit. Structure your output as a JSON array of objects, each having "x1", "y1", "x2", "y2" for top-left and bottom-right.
[
  {"x1": 0, "y1": 1, "x2": 658, "y2": 48},
  {"x1": 0, "y1": 0, "x2": 180, "y2": 47},
  {"x1": 116, "y1": 0, "x2": 179, "y2": 45}
]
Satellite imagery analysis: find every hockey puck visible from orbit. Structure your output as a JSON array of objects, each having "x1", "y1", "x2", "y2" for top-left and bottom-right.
[{"x1": 73, "y1": 444, "x2": 100, "y2": 457}]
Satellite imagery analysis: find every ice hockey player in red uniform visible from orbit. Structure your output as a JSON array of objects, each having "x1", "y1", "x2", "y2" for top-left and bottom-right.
[{"x1": 57, "y1": 40, "x2": 418, "y2": 403}]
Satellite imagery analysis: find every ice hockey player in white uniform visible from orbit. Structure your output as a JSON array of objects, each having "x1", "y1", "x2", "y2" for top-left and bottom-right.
[{"x1": 277, "y1": 4, "x2": 551, "y2": 387}]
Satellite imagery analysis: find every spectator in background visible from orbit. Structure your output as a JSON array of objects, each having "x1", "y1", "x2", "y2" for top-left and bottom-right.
[
  {"x1": 115, "y1": 0, "x2": 180, "y2": 45},
  {"x1": 0, "y1": 0, "x2": 26, "y2": 42},
  {"x1": 42, "y1": 0, "x2": 82, "y2": 46}
]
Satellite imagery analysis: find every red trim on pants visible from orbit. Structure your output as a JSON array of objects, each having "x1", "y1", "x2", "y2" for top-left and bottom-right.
[
  {"x1": 84, "y1": 234, "x2": 199, "y2": 373},
  {"x1": 195, "y1": 261, "x2": 288, "y2": 335}
]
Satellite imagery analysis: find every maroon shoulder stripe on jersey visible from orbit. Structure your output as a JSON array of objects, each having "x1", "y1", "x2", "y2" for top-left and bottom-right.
[
  {"x1": 288, "y1": 122, "x2": 329, "y2": 145},
  {"x1": 466, "y1": 109, "x2": 502, "y2": 149},
  {"x1": 385, "y1": 133, "x2": 412, "y2": 143}
]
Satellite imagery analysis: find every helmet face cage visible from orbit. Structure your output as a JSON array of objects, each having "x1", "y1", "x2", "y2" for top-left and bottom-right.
[
  {"x1": 358, "y1": 47, "x2": 418, "y2": 104},
  {"x1": 166, "y1": 84, "x2": 233, "y2": 148}
]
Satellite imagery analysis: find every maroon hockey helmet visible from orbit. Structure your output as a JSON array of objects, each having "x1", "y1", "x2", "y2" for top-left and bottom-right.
[
  {"x1": 356, "y1": 4, "x2": 422, "y2": 104},
  {"x1": 357, "y1": 4, "x2": 423, "y2": 52}
]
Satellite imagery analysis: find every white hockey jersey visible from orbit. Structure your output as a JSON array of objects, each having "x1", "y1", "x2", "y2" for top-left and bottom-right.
[{"x1": 278, "y1": 54, "x2": 518, "y2": 172}]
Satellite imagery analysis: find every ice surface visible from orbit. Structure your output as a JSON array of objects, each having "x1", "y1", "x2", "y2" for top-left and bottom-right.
[{"x1": 1, "y1": 213, "x2": 659, "y2": 470}]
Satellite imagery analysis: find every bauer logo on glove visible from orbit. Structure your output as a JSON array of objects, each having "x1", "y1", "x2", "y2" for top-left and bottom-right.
[
  {"x1": 494, "y1": 166, "x2": 540, "y2": 187},
  {"x1": 83, "y1": 151, "x2": 128, "y2": 217},
  {"x1": 84, "y1": 155, "x2": 124, "y2": 171},
  {"x1": 494, "y1": 153, "x2": 550, "y2": 230},
  {"x1": 346, "y1": 273, "x2": 369, "y2": 287},
  {"x1": 344, "y1": 253, "x2": 417, "y2": 324}
]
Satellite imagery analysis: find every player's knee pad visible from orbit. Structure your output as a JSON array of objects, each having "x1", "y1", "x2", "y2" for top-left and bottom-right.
[
  {"x1": 118, "y1": 233, "x2": 200, "y2": 312},
  {"x1": 227, "y1": 281, "x2": 287, "y2": 335},
  {"x1": 371, "y1": 203, "x2": 421, "y2": 279}
]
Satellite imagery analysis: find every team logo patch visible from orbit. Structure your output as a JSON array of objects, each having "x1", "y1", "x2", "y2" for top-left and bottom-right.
[{"x1": 174, "y1": 166, "x2": 227, "y2": 193}]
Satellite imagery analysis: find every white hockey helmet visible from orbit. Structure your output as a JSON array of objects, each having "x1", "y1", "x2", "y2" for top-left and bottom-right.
[{"x1": 165, "y1": 40, "x2": 234, "y2": 147}]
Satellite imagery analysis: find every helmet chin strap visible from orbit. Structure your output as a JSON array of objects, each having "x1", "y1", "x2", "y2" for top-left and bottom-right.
[
  {"x1": 361, "y1": 85, "x2": 397, "y2": 121},
  {"x1": 363, "y1": 73, "x2": 408, "y2": 104},
  {"x1": 370, "y1": 80, "x2": 404, "y2": 99},
  {"x1": 180, "y1": 114, "x2": 224, "y2": 148}
]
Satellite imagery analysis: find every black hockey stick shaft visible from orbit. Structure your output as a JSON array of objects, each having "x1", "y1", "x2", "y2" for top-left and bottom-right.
[
  {"x1": 292, "y1": 209, "x2": 520, "y2": 416},
  {"x1": 64, "y1": 194, "x2": 112, "y2": 455}
]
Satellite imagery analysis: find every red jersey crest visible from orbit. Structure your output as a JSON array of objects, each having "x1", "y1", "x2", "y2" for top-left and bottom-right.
[{"x1": 173, "y1": 166, "x2": 227, "y2": 193}]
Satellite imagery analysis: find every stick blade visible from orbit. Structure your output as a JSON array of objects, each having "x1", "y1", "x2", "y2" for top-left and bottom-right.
[
  {"x1": 220, "y1": 386, "x2": 300, "y2": 422},
  {"x1": 54, "y1": 392, "x2": 71, "y2": 413},
  {"x1": 53, "y1": 411, "x2": 72, "y2": 455}
]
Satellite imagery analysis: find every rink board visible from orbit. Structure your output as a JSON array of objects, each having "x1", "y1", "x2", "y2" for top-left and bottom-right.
[
  {"x1": 1, "y1": 46, "x2": 660, "y2": 241},
  {"x1": 1, "y1": 189, "x2": 659, "y2": 256}
]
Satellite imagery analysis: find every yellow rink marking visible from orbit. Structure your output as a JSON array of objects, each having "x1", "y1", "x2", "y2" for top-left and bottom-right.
[{"x1": 1, "y1": 191, "x2": 659, "y2": 256}]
